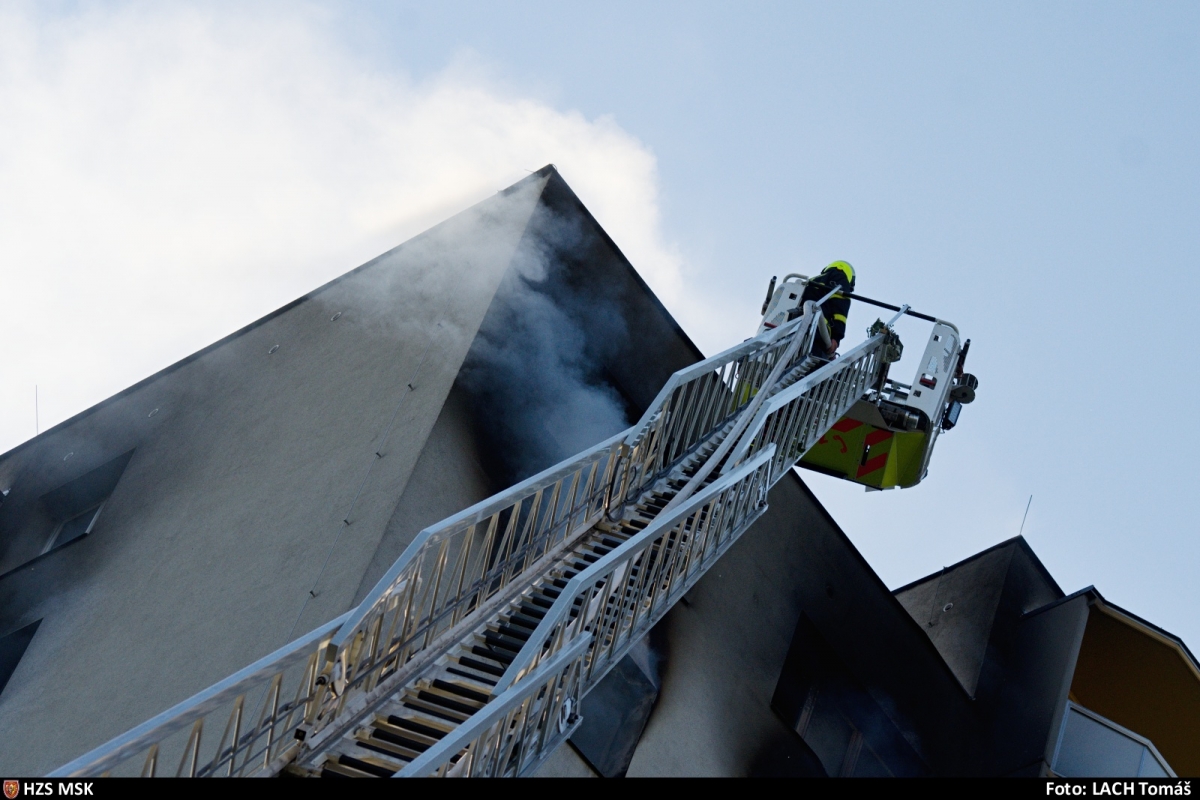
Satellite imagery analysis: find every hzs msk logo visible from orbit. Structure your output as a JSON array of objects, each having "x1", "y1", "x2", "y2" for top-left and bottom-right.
[{"x1": 3, "y1": 780, "x2": 18, "y2": 800}]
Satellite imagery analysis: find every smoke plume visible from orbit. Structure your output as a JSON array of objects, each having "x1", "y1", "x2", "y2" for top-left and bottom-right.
[
  {"x1": 0, "y1": 2, "x2": 685, "y2": 455},
  {"x1": 460, "y1": 205, "x2": 633, "y2": 484}
]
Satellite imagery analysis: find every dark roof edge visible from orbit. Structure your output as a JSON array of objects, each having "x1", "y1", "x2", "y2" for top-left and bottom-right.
[
  {"x1": 890, "y1": 535, "x2": 1064, "y2": 599},
  {"x1": 541, "y1": 166, "x2": 706, "y2": 362},
  {"x1": 1021, "y1": 584, "x2": 1096, "y2": 621},
  {"x1": 1024, "y1": 585, "x2": 1200, "y2": 678},
  {"x1": 0, "y1": 170, "x2": 553, "y2": 465},
  {"x1": 785, "y1": 470, "x2": 974, "y2": 699}
]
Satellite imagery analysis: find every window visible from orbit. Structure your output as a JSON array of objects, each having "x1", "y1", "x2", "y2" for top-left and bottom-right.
[
  {"x1": 0, "y1": 620, "x2": 41, "y2": 698},
  {"x1": 41, "y1": 503, "x2": 105, "y2": 555},
  {"x1": 36, "y1": 450, "x2": 133, "y2": 557}
]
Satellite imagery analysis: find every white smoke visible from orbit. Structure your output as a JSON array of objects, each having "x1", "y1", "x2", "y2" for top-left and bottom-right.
[
  {"x1": 0, "y1": 2, "x2": 686, "y2": 455},
  {"x1": 460, "y1": 203, "x2": 634, "y2": 483}
]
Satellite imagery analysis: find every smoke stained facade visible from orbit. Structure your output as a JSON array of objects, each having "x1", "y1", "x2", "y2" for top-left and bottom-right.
[{"x1": 0, "y1": 167, "x2": 1195, "y2": 778}]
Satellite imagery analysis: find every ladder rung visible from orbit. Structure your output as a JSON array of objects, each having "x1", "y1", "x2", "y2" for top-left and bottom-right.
[
  {"x1": 446, "y1": 665, "x2": 499, "y2": 685},
  {"x1": 384, "y1": 714, "x2": 450, "y2": 740},
  {"x1": 356, "y1": 732, "x2": 423, "y2": 760},
  {"x1": 432, "y1": 678, "x2": 491, "y2": 704},
  {"x1": 333, "y1": 753, "x2": 398, "y2": 778},
  {"x1": 400, "y1": 696, "x2": 472, "y2": 724}
]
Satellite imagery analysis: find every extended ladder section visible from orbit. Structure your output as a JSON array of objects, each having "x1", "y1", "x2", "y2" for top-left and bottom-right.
[{"x1": 52, "y1": 299, "x2": 945, "y2": 779}]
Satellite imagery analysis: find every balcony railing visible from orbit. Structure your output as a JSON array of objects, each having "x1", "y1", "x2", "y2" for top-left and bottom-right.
[{"x1": 1051, "y1": 702, "x2": 1175, "y2": 778}]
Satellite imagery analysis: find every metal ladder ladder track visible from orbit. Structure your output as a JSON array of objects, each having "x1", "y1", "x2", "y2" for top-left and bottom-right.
[
  {"x1": 297, "y1": 348, "x2": 834, "y2": 777},
  {"x1": 50, "y1": 303, "x2": 907, "y2": 780}
]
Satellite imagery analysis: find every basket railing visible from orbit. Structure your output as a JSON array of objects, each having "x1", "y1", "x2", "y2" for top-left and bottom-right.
[
  {"x1": 613, "y1": 311, "x2": 818, "y2": 507},
  {"x1": 724, "y1": 327, "x2": 897, "y2": 478}
]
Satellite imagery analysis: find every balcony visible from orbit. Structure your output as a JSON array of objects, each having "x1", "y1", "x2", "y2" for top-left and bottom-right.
[{"x1": 1051, "y1": 702, "x2": 1175, "y2": 777}]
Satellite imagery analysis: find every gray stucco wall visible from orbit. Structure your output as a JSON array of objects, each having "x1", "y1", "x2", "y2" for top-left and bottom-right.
[
  {"x1": 970, "y1": 546, "x2": 1080, "y2": 776},
  {"x1": 0, "y1": 174, "x2": 548, "y2": 774},
  {"x1": 624, "y1": 474, "x2": 822, "y2": 776},
  {"x1": 625, "y1": 472, "x2": 1054, "y2": 776},
  {"x1": 1, "y1": 159, "x2": 1058, "y2": 778},
  {"x1": 894, "y1": 545, "x2": 1015, "y2": 697},
  {"x1": 0, "y1": 163, "x2": 713, "y2": 776},
  {"x1": 349, "y1": 383, "x2": 494, "y2": 607}
]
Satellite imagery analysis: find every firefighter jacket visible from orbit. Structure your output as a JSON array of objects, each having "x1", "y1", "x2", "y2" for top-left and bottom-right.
[{"x1": 800, "y1": 261, "x2": 855, "y2": 342}]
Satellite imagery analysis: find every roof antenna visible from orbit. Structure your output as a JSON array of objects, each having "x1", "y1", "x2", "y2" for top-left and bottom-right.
[
  {"x1": 1018, "y1": 494, "x2": 1033, "y2": 537},
  {"x1": 35, "y1": 385, "x2": 39, "y2": 435}
]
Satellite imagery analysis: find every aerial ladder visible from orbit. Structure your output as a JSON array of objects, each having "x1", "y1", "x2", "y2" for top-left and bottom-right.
[{"x1": 51, "y1": 277, "x2": 977, "y2": 779}]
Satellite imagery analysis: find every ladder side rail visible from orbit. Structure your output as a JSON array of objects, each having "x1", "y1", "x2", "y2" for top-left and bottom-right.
[
  {"x1": 551, "y1": 449, "x2": 773, "y2": 696},
  {"x1": 659, "y1": 308, "x2": 820, "y2": 516},
  {"x1": 723, "y1": 334, "x2": 890, "y2": 479},
  {"x1": 491, "y1": 446, "x2": 776, "y2": 697},
  {"x1": 618, "y1": 314, "x2": 813, "y2": 501},
  {"x1": 393, "y1": 634, "x2": 592, "y2": 778},
  {"x1": 622, "y1": 316, "x2": 797, "y2": 447},
  {"x1": 739, "y1": 346, "x2": 876, "y2": 478},
  {"x1": 624, "y1": 316, "x2": 801, "y2": 503},
  {"x1": 672, "y1": 375, "x2": 713, "y2": 468},
  {"x1": 49, "y1": 611, "x2": 353, "y2": 779},
  {"x1": 793, "y1": 349, "x2": 883, "y2": 474},
  {"x1": 321, "y1": 431, "x2": 627, "y2": 725}
]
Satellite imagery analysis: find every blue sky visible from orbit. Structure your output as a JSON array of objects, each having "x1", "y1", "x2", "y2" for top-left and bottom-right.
[
  {"x1": 345, "y1": 1, "x2": 1200, "y2": 649},
  {"x1": 3, "y1": 2, "x2": 1198, "y2": 651}
]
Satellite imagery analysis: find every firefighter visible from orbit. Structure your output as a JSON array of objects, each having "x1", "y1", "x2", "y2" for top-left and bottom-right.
[{"x1": 789, "y1": 260, "x2": 855, "y2": 356}]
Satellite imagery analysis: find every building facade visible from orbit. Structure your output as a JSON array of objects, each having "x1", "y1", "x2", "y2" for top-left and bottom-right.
[{"x1": 0, "y1": 167, "x2": 1194, "y2": 777}]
